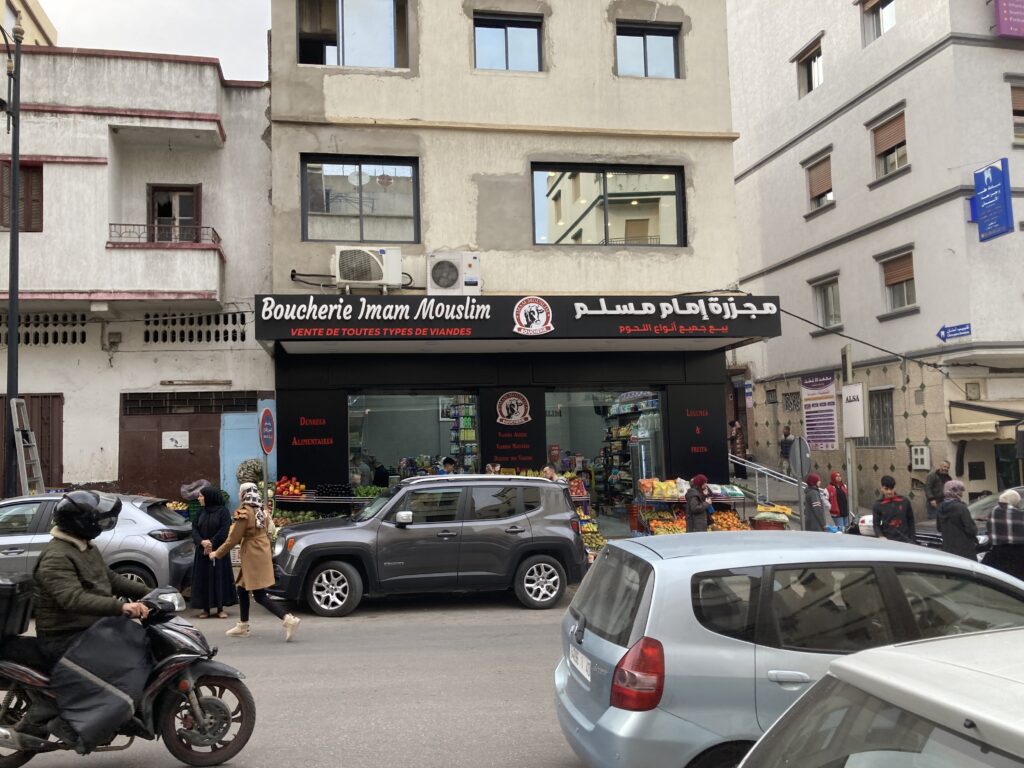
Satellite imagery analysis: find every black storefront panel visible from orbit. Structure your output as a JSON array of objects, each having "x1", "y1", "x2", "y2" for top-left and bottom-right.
[
  {"x1": 664, "y1": 384, "x2": 729, "y2": 483},
  {"x1": 276, "y1": 390, "x2": 348, "y2": 489},
  {"x1": 478, "y1": 388, "x2": 547, "y2": 472}
]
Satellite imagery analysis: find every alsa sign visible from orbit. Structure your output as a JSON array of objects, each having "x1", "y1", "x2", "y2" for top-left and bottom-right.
[{"x1": 254, "y1": 294, "x2": 782, "y2": 341}]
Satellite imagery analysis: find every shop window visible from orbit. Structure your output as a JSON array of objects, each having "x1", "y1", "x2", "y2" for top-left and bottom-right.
[
  {"x1": 872, "y1": 113, "x2": 908, "y2": 179},
  {"x1": 796, "y1": 42, "x2": 823, "y2": 98},
  {"x1": 880, "y1": 253, "x2": 915, "y2": 311},
  {"x1": 855, "y1": 389, "x2": 895, "y2": 447},
  {"x1": 0, "y1": 162, "x2": 43, "y2": 232},
  {"x1": 1012, "y1": 86, "x2": 1024, "y2": 140},
  {"x1": 813, "y1": 278, "x2": 842, "y2": 328},
  {"x1": 532, "y1": 165, "x2": 684, "y2": 246},
  {"x1": 474, "y1": 12, "x2": 541, "y2": 72},
  {"x1": 297, "y1": 0, "x2": 410, "y2": 68},
  {"x1": 615, "y1": 22, "x2": 680, "y2": 79},
  {"x1": 806, "y1": 156, "x2": 833, "y2": 210},
  {"x1": 303, "y1": 155, "x2": 419, "y2": 243},
  {"x1": 862, "y1": 0, "x2": 895, "y2": 45}
]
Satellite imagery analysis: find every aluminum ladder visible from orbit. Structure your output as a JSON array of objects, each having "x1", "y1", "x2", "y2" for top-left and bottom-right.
[{"x1": 9, "y1": 398, "x2": 45, "y2": 496}]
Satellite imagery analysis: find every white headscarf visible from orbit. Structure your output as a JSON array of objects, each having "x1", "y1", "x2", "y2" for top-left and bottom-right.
[{"x1": 238, "y1": 482, "x2": 267, "y2": 529}]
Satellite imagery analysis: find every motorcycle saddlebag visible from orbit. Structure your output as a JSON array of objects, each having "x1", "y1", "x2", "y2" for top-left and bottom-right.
[
  {"x1": 49, "y1": 615, "x2": 152, "y2": 750},
  {"x1": 0, "y1": 573, "x2": 34, "y2": 639}
]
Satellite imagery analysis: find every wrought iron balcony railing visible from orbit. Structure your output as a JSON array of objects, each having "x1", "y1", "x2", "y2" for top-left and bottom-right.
[
  {"x1": 602, "y1": 235, "x2": 662, "y2": 245},
  {"x1": 108, "y1": 223, "x2": 222, "y2": 245}
]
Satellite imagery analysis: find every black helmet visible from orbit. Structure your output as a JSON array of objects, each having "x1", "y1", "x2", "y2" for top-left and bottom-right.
[{"x1": 53, "y1": 491, "x2": 122, "y2": 541}]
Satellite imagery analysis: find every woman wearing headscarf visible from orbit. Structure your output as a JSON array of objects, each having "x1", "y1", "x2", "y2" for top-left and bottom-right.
[
  {"x1": 936, "y1": 479, "x2": 977, "y2": 559},
  {"x1": 802, "y1": 473, "x2": 828, "y2": 532},
  {"x1": 210, "y1": 482, "x2": 301, "y2": 641},
  {"x1": 982, "y1": 489, "x2": 1024, "y2": 579},
  {"x1": 826, "y1": 471, "x2": 850, "y2": 530},
  {"x1": 190, "y1": 486, "x2": 237, "y2": 618},
  {"x1": 685, "y1": 475, "x2": 713, "y2": 533}
]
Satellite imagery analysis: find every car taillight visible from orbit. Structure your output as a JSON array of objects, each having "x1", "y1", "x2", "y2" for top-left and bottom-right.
[
  {"x1": 610, "y1": 636, "x2": 664, "y2": 712},
  {"x1": 570, "y1": 518, "x2": 581, "y2": 535},
  {"x1": 287, "y1": 537, "x2": 296, "y2": 552},
  {"x1": 149, "y1": 529, "x2": 187, "y2": 542}
]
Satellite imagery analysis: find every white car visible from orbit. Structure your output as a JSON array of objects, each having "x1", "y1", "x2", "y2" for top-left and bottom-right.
[{"x1": 740, "y1": 627, "x2": 1024, "y2": 766}]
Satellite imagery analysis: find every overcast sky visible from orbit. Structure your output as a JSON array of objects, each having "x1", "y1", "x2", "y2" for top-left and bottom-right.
[{"x1": 43, "y1": 0, "x2": 271, "y2": 80}]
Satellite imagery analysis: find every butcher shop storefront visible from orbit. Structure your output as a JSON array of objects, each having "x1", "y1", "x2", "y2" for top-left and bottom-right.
[{"x1": 255, "y1": 293, "x2": 781, "y2": 510}]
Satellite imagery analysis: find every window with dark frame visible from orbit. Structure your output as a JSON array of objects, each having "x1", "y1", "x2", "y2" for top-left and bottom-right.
[
  {"x1": 296, "y1": 0, "x2": 410, "y2": 68},
  {"x1": 0, "y1": 162, "x2": 43, "y2": 232},
  {"x1": 881, "y1": 253, "x2": 915, "y2": 311},
  {"x1": 532, "y1": 164, "x2": 686, "y2": 246},
  {"x1": 872, "y1": 112, "x2": 908, "y2": 178},
  {"x1": 302, "y1": 155, "x2": 419, "y2": 243},
  {"x1": 806, "y1": 156, "x2": 833, "y2": 209},
  {"x1": 473, "y1": 12, "x2": 541, "y2": 72},
  {"x1": 797, "y1": 43, "x2": 824, "y2": 97},
  {"x1": 855, "y1": 389, "x2": 895, "y2": 447},
  {"x1": 615, "y1": 23, "x2": 679, "y2": 79},
  {"x1": 863, "y1": 0, "x2": 895, "y2": 45},
  {"x1": 148, "y1": 184, "x2": 201, "y2": 243},
  {"x1": 1012, "y1": 86, "x2": 1024, "y2": 139}
]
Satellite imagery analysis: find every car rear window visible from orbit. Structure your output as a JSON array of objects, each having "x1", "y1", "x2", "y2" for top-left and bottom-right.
[
  {"x1": 145, "y1": 502, "x2": 189, "y2": 526},
  {"x1": 570, "y1": 545, "x2": 652, "y2": 647},
  {"x1": 692, "y1": 570, "x2": 760, "y2": 643},
  {"x1": 522, "y1": 485, "x2": 573, "y2": 514}
]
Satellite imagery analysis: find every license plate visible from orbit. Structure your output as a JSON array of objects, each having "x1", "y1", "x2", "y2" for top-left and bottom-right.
[{"x1": 568, "y1": 644, "x2": 591, "y2": 682}]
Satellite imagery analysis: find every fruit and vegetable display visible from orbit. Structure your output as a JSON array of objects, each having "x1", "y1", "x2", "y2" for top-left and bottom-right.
[
  {"x1": 273, "y1": 510, "x2": 321, "y2": 527},
  {"x1": 167, "y1": 501, "x2": 189, "y2": 512},
  {"x1": 236, "y1": 458, "x2": 264, "y2": 485},
  {"x1": 649, "y1": 519, "x2": 687, "y2": 535},
  {"x1": 566, "y1": 475, "x2": 588, "y2": 498},
  {"x1": 708, "y1": 510, "x2": 751, "y2": 532},
  {"x1": 582, "y1": 532, "x2": 607, "y2": 551},
  {"x1": 581, "y1": 521, "x2": 599, "y2": 533},
  {"x1": 317, "y1": 482, "x2": 354, "y2": 498},
  {"x1": 756, "y1": 503, "x2": 793, "y2": 516},
  {"x1": 275, "y1": 476, "x2": 306, "y2": 498},
  {"x1": 354, "y1": 486, "x2": 384, "y2": 498}
]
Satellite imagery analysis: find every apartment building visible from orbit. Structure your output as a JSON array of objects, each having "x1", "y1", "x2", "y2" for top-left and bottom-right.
[
  {"x1": 729, "y1": 0, "x2": 1024, "y2": 505},
  {"x1": 0, "y1": 47, "x2": 273, "y2": 499},
  {"x1": 261, "y1": 0, "x2": 780, "y2": 498},
  {"x1": 4, "y1": 0, "x2": 56, "y2": 46}
]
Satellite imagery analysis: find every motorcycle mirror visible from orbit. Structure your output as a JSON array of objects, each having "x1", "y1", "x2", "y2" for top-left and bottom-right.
[{"x1": 144, "y1": 587, "x2": 187, "y2": 612}]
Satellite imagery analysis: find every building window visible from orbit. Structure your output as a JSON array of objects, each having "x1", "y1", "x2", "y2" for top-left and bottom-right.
[
  {"x1": 297, "y1": 0, "x2": 410, "y2": 68},
  {"x1": 873, "y1": 112, "x2": 907, "y2": 178},
  {"x1": 765, "y1": 389, "x2": 778, "y2": 404},
  {"x1": 1012, "y1": 86, "x2": 1024, "y2": 140},
  {"x1": 814, "y1": 279, "x2": 842, "y2": 328},
  {"x1": 863, "y1": 0, "x2": 895, "y2": 44},
  {"x1": 302, "y1": 155, "x2": 419, "y2": 243},
  {"x1": 856, "y1": 389, "x2": 895, "y2": 447},
  {"x1": 615, "y1": 23, "x2": 679, "y2": 79},
  {"x1": 881, "y1": 253, "x2": 916, "y2": 310},
  {"x1": 148, "y1": 185, "x2": 201, "y2": 243},
  {"x1": 797, "y1": 43, "x2": 824, "y2": 97},
  {"x1": 0, "y1": 162, "x2": 43, "y2": 232},
  {"x1": 806, "y1": 156, "x2": 833, "y2": 209},
  {"x1": 532, "y1": 165, "x2": 685, "y2": 246},
  {"x1": 474, "y1": 13, "x2": 541, "y2": 72}
]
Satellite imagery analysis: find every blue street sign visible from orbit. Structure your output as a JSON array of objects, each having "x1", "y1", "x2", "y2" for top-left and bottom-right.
[
  {"x1": 937, "y1": 323, "x2": 972, "y2": 342},
  {"x1": 969, "y1": 158, "x2": 1015, "y2": 242}
]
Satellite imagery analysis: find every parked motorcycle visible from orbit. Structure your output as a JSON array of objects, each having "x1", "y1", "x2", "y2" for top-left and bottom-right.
[{"x1": 0, "y1": 588, "x2": 254, "y2": 766}]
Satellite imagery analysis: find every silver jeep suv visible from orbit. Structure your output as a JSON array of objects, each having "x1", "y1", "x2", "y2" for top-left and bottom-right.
[{"x1": 270, "y1": 475, "x2": 588, "y2": 617}]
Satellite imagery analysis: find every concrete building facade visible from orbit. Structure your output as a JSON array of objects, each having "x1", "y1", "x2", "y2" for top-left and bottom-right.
[
  {"x1": 4, "y1": 0, "x2": 56, "y2": 47},
  {"x1": 728, "y1": 0, "x2": 1024, "y2": 507}
]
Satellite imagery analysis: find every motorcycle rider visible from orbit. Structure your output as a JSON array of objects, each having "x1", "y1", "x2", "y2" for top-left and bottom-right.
[{"x1": 14, "y1": 491, "x2": 151, "y2": 741}]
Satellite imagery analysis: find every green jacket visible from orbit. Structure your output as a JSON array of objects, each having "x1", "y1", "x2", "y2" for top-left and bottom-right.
[{"x1": 33, "y1": 528, "x2": 150, "y2": 638}]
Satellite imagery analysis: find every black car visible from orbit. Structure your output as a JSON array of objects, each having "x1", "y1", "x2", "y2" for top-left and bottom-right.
[{"x1": 270, "y1": 475, "x2": 588, "y2": 617}]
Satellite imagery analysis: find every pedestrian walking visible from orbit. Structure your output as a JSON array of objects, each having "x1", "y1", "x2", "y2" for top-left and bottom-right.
[
  {"x1": 211, "y1": 483, "x2": 301, "y2": 641},
  {"x1": 924, "y1": 460, "x2": 952, "y2": 519},
  {"x1": 685, "y1": 475, "x2": 713, "y2": 533},
  {"x1": 802, "y1": 473, "x2": 828, "y2": 532},
  {"x1": 982, "y1": 490, "x2": 1024, "y2": 580},
  {"x1": 189, "y1": 486, "x2": 237, "y2": 619},
  {"x1": 936, "y1": 480, "x2": 977, "y2": 560},
  {"x1": 871, "y1": 475, "x2": 916, "y2": 544},
  {"x1": 485, "y1": 463, "x2": 501, "y2": 475},
  {"x1": 779, "y1": 426, "x2": 796, "y2": 476},
  {"x1": 728, "y1": 420, "x2": 748, "y2": 479},
  {"x1": 827, "y1": 471, "x2": 850, "y2": 529}
]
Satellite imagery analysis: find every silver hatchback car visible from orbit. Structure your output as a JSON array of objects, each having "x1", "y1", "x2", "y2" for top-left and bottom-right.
[{"x1": 554, "y1": 532, "x2": 1024, "y2": 768}]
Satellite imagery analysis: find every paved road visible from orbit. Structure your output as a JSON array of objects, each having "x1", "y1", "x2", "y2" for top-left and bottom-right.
[{"x1": 30, "y1": 590, "x2": 584, "y2": 768}]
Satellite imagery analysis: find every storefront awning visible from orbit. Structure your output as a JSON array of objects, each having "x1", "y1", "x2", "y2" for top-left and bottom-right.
[
  {"x1": 947, "y1": 421, "x2": 1000, "y2": 438},
  {"x1": 255, "y1": 293, "x2": 782, "y2": 354}
]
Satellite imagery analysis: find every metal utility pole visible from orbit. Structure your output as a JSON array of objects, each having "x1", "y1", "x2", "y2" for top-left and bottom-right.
[
  {"x1": 841, "y1": 344, "x2": 859, "y2": 514},
  {"x1": 3, "y1": 14, "x2": 24, "y2": 498}
]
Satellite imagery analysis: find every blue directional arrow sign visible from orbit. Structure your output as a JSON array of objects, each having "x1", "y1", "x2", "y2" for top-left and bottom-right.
[{"x1": 937, "y1": 323, "x2": 972, "y2": 342}]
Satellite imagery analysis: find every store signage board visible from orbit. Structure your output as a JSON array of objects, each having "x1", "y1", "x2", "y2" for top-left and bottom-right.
[
  {"x1": 801, "y1": 373, "x2": 838, "y2": 451},
  {"x1": 255, "y1": 294, "x2": 782, "y2": 341},
  {"x1": 936, "y1": 323, "x2": 971, "y2": 342},
  {"x1": 842, "y1": 383, "x2": 866, "y2": 440},
  {"x1": 479, "y1": 388, "x2": 545, "y2": 471},
  {"x1": 996, "y1": 0, "x2": 1024, "y2": 37},
  {"x1": 259, "y1": 408, "x2": 275, "y2": 455},
  {"x1": 161, "y1": 431, "x2": 189, "y2": 450},
  {"x1": 969, "y1": 159, "x2": 1014, "y2": 241}
]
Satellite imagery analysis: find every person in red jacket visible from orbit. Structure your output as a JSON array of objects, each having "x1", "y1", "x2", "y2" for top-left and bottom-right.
[
  {"x1": 872, "y1": 475, "x2": 916, "y2": 544},
  {"x1": 827, "y1": 471, "x2": 850, "y2": 529}
]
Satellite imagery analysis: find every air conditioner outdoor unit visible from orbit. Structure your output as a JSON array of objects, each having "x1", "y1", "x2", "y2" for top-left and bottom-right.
[
  {"x1": 426, "y1": 252, "x2": 482, "y2": 296},
  {"x1": 333, "y1": 247, "x2": 402, "y2": 292}
]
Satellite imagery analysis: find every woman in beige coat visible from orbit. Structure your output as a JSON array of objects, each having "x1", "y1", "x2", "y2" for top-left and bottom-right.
[{"x1": 211, "y1": 483, "x2": 300, "y2": 641}]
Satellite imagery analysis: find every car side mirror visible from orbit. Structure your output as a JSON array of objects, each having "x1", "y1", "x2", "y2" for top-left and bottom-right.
[{"x1": 395, "y1": 511, "x2": 413, "y2": 527}]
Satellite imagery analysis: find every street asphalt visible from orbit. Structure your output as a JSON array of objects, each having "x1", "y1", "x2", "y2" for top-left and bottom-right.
[{"x1": 30, "y1": 588, "x2": 585, "y2": 768}]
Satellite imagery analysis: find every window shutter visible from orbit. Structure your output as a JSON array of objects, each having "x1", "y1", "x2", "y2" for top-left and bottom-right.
[
  {"x1": 873, "y1": 113, "x2": 906, "y2": 155},
  {"x1": 0, "y1": 162, "x2": 10, "y2": 228},
  {"x1": 882, "y1": 254, "x2": 914, "y2": 286},
  {"x1": 26, "y1": 167, "x2": 43, "y2": 232},
  {"x1": 807, "y1": 156, "x2": 832, "y2": 198},
  {"x1": 1013, "y1": 86, "x2": 1024, "y2": 115},
  {"x1": 862, "y1": 0, "x2": 882, "y2": 11}
]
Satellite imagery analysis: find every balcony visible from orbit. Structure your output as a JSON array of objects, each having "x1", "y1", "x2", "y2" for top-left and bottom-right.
[{"x1": 602, "y1": 236, "x2": 663, "y2": 245}]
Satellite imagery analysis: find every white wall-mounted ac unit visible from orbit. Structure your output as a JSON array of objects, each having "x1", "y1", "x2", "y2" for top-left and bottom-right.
[
  {"x1": 426, "y1": 252, "x2": 482, "y2": 296},
  {"x1": 910, "y1": 445, "x2": 931, "y2": 472},
  {"x1": 333, "y1": 247, "x2": 402, "y2": 292}
]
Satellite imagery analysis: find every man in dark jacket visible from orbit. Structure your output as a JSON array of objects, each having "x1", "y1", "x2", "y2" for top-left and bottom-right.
[
  {"x1": 872, "y1": 475, "x2": 916, "y2": 544},
  {"x1": 924, "y1": 460, "x2": 952, "y2": 519},
  {"x1": 936, "y1": 480, "x2": 977, "y2": 559},
  {"x1": 14, "y1": 491, "x2": 150, "y2": 741}
]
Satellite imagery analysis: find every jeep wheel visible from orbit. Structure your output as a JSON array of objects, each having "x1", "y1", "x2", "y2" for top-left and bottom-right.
[
  {"x1": 305, "y1": 560, "x2": 363, "y2": 617},
  {"x1": 514, "y1": 555, "x2": 566, "y2": 609}
]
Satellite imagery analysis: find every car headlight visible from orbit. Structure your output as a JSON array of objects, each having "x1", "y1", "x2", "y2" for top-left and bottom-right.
[{"x1": 273, "y1": 535, "x2": 286, "y2": 558}]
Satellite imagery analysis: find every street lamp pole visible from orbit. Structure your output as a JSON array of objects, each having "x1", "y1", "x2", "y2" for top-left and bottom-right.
[{"x1": 3, "y1": 14, "x2": 23, "y2": 498}]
